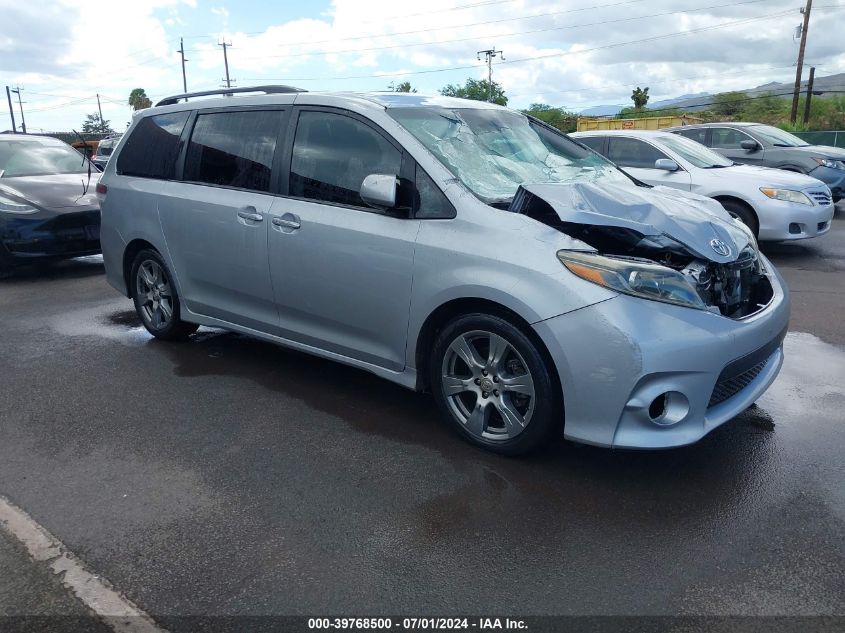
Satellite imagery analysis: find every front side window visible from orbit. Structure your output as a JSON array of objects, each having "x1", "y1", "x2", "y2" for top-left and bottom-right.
[
  {"x1": 710, "y1": 127, "x2": 753, "y2": 150},
  {"x1": 0, "y1": 139, "x2": 87, "y2": 178},
  {"x1": 414, "y1": 165, "x2": 454, "y2": 219},
  {"x1": 607, "y1": 137, "x2": 669, "y2": 169},
  {"x1": 184, "y1": 110, "x2": 283, "y2": 192},
  {"x1": 388, "y1": 107, "x2": 627, "y2": 204},
  {"x1": 117, "y1": 111, "x2": 190, "y2": 179},
  {"x1": 290, "y1": 111, "x2": 402, "y2": 208}
]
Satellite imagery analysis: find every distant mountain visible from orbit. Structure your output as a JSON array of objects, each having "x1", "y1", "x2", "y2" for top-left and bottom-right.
[
  {"x1": 648, "y1": 92, "x2": 711, "y2": 109},
  {"x1": 577, "y1": 73, "x2": 845, "y2": 116},
  {"x1": 579, "y1": 104, "x2": 625, "y2": 116},
  {"x1": 652, "y1": 72, "x2": 845, "y2": 113}
]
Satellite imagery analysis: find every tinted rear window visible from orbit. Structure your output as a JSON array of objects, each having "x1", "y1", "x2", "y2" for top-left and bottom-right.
[
  {"x1": 116, "y1": 112, "x2": 190, "y2": 179},
  {"x1": 183, "y1": 110, "x2": 282, "y2": 192}
]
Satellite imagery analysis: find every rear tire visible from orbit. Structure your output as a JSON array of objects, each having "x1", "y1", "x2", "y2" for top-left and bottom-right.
[
  {"x1": 429, "y1": 313, "x2": 560, "y2": 456},
  {"x1": 719, "y1": 199, "x2": 759, "y2": 238},
  {"x1": 130, "y1": 249, "x2": 198, "y2": 340}
]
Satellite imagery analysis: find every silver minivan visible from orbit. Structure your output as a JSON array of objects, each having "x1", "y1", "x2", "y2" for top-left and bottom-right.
[{"x1": 98, "y1": 87, "x2": 790, "y2": 454}]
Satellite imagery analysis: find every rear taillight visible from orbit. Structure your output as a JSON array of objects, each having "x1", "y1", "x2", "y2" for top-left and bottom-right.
[{"x1": 96, "y1": 183, "x2": 107, "y2": 194}]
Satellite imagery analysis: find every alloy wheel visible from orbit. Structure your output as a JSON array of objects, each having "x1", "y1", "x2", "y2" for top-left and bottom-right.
[
  {"x1": 441, "y1": 330, "x2": 536, "y2": 442},
  {"x1": 136, "y1": 259, "x2": 173, "y2": 330}
]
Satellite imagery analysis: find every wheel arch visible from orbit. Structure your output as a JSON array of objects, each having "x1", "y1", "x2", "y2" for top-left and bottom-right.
[
  {"x1": 413, "y1": 297, "x2": 562, "y2": 399},
  {"x1": 122, "y1": 238, "x2": 159, "y2": 297},
  {"x1": 712, "y1": 195, "x2": 759, "y2": 229}
]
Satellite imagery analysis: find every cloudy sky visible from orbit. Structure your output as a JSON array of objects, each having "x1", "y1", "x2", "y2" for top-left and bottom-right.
[{"x1": 2, "y1": 0, "x2": 844, "y2": 133}]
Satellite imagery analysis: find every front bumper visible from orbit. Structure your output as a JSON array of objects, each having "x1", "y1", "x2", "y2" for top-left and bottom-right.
[
  {"x1": 808, "y1": 165, "x2": 845, "y2": 201},
  {"x1": 533, "y1": 256, "x2": 790, "y2": 448},
  {"x1": 0, "y1": 207, "x2": 101, "y2": 269},
  {"x1": 755, "y1": 195, "x2": 834, "y2": 241}
]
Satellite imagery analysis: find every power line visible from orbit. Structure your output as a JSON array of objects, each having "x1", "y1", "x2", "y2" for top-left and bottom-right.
[
  {"x1": 227, "y1": 0, "x2": 771, "y2": 64},
  {"x1": 241, "y1": 8, "x2": 798, "y2": 82}
]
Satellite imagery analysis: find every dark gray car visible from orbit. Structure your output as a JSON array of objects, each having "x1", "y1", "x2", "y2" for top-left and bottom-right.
[{"x1": 665, "y1": 122, "x2": 845, "y2": 201}]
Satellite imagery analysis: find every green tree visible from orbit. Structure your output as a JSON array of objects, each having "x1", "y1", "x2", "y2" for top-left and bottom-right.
[
  {"x1": 521, "y1": 103, "x2": 576, "y2": 132},
  {"x1": 631, "y1": 86, "x2": 649, "y2": 109},
  {"x1": 712, "y1": 91, "x2": 747, "y2": 117},
  {"x1": 81, "y1": 113, "x2": 114, "y2": 134},
  {"x1": 128, "y1": 88, "x2": 152, "y2": 111},
  {"x1": 440, "y1": 78, "x2": 507, "y2": 106},
  {"x1": 389, "y1": 81, "x2": 416, "y2": 93},
  {"x1": 740, "y1": 92, "x2": 787, "y2": 124}
]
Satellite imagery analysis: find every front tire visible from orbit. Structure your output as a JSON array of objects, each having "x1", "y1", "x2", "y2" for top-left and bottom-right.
[
  {"x1": 130, "y1": 249, "x2": 198, "y2": 340},
  {"x1": 430, "y1": 313, "x2": 560, "y2": 456}
]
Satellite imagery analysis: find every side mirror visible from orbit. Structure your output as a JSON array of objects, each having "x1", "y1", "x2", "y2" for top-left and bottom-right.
[
  {"x1": 740, "y1": 139, "x2": 761, "y2": 151},
  {"x1": 654, "y1": 159, "x2": 680, "y2": 172},
  {"x1": 360, "y1": 174, "x2": 397, "y2": 209}
]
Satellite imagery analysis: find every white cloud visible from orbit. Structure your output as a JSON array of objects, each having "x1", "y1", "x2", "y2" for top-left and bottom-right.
[{"x1": 2, "y1": 0, "x2": 844, "y2": 132}]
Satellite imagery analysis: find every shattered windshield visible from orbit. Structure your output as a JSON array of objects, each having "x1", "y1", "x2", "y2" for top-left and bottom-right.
[{"x1": 388, "y1": 107, "x2": 629, "y2": 204}]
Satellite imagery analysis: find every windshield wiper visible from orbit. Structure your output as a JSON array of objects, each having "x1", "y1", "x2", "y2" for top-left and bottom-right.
[{"x1": 772, "y1": 143, "x2": 794, "y2": 147}]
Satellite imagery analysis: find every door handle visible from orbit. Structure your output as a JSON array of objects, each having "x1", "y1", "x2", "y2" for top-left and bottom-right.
[
  {"x1": 272, "y1": 216, "x2": 301, "y2": 230},
  {"x1": 237, "y1": 207, "x2": 264, "y2": 222}
]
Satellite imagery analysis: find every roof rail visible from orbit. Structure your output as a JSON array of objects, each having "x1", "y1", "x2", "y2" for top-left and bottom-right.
[{"x1": 155, "y1": 85, "x2": 306, "y2": 107}]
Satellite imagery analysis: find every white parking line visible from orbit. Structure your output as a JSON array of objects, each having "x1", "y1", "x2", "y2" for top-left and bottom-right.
[{"x1": 0, "y1": 495, "x2": 167, "y2": 633}]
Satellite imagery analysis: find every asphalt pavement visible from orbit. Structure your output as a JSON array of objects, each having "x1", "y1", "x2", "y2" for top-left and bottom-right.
[{"x1": 1, "y1": 205, "x2": 843, "y2": 631}]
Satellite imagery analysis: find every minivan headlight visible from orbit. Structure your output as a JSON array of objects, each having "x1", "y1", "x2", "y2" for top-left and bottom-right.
[
  {"x1": 0, "y1": 194, "x2": 38, "y2": 214},
  {"x1": 557, "y1": 250, "x2": 706, "y2": 310},
  {"x1": 759, "y1": 188, "x2": 812, "y2": 205}
]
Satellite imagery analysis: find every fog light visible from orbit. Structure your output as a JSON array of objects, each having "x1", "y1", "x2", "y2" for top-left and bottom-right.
[
  {"x1": 789, "y1": 223, "x2": 802, "y2": 234},
  {"x1": 648, "y1": 391, "x2": 690, "y2": 426}
]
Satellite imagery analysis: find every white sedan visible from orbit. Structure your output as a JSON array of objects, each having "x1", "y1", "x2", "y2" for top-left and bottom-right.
[{"x1": 571, "y1": 130, "x2": 834, "y2": 241}]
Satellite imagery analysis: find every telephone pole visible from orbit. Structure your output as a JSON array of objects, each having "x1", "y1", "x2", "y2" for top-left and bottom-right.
[
  {"x1": 177, "y1": 37, "x2": 189, "y2": 93},
  {"x1": 790, "y1": 0, "x2": 813, "y2": 124},
  {"x1": 476, "y1": 47, "x2": 504, "y2": 102},
  {"x1": 219, "y1": 41, "x2": 234, "y2": 89},
  {"x1": 96, "y1": 93, "x2": 104, "y2": 125},
  {"x1": 10, "y1": 86, "x2": 26, "y2": 134},
  {"x1": 5, "y1": 86, "x2": 16, "y2": 133},
  {"x1": 803, "y1": 66, "x2": 816, "y2": 125}
]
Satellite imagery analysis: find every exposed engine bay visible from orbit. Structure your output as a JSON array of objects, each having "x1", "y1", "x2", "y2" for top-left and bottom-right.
[{"x1": 510, "y1": 182, "x2": 775, "y2": 319}]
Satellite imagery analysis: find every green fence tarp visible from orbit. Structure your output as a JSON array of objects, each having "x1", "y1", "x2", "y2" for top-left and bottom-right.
[{"x1": 793, "y1": 131, "x2": 845, "y2": 148}]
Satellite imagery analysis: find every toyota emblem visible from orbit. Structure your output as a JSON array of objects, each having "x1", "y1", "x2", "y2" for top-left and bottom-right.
[{"x1": 710, "y1": 239, "x2": 731, "y2": 257}]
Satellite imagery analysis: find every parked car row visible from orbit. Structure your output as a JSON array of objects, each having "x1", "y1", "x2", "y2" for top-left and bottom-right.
[
  {"x1": 2, "y1": 88, "x2": 839, "y2": 456},
  {"x1": 571, "y1": 130, "x2": 834, "y2": 241}
]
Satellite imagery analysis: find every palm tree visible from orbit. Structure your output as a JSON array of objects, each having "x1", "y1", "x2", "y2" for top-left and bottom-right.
[
  {"x1": 631, "y1": 86, "x2": 650, "y2": 109},
  {"x1": 128, "y1": 88, "x2": 152, "y2": 111}
]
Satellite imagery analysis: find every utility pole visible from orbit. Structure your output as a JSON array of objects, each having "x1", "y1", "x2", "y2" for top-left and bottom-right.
[
  {"x1": 11, "y1": 86, "x2": 26, "y2": 134},
  {"x1": 219, "y1": 41, "x2": 234, "y2": 89},
  {"x1": 96, "y1": 93, "x2": 104, "y2": 126},
  {"x1": 476, "y1": 47, "x2": 504, "y2": 102},
  {"x1": 5, "y1": 86, "x2": 16, "y2": 133},
  {"x1": 803, "y1": 66, "x2": 816, "y2": 125},
  {"x1": 177, "y1": 37, "x2": 189, "y2": 93},
  {"x1": 790, "y1": 0, "x2": 813, "y2": 124}
]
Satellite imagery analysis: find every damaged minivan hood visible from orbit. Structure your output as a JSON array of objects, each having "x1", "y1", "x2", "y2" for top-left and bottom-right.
[{"x1": 511, "y1": 180, "x2": 752, "y2": 264}]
